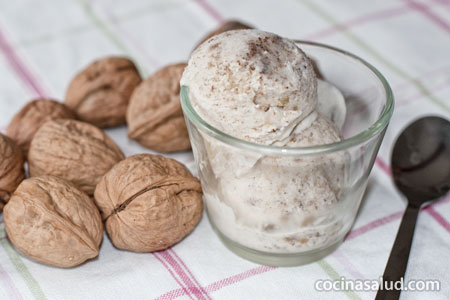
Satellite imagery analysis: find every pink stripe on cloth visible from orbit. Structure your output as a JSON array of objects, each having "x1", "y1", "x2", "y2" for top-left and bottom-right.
[
  {"x1": 396, "y1": 77, "x2": 450, "y2": 107},
  {"x1": 154, "y1": 266, "x2": 275, "y2": 300},
  {"x1": 0, "y1": 264, "x2": 23, "y2": 300},
  {"x1": 393, "y1": 64, "x2": 450, "y2": 90},
  {"x1": 375, "y1": 157, "x2": 392, "y2": 176},
  {"x1": 168, "y1": 249, "x2": 211, "y2": 300},
  {"x1": 346, "y1": 195, "x2": 450, "y2": 241},
  {"x1": 332, "y1": 250, "x2": 367, "y2": 280},
  {"x1": 432, "y1": 0, "x2": 450, "y2": 6},
  {"x1": 0, "y1": 25, "x2": 48, "y2": 97},
  {"x1": 405, "y1": 0, "x2": 450, "y2": 34},
  {"x1": 158, "y1": 251, "x2": 208, "y2": 300},
  {"x1": 193, "y1": 0, "x2": 225, "y2": 23},
  {"x1": 203, "y1": 265, "x2": 275, "y2": 293},
  {"x1": 345, "y1": 210, "x2": 404, "y2": 241},
  {"x1": 432, "y1": 0, "x2": 450, "y2": 11},
  {"x1": 154, "y1": 288, "x2": 185, "y2": 300},
  {"x1": 153, "y1": 253, "x2": 195, "y2": 300},
  {"x1": 424, "y1": 205, "x2": 450, "y2": 234},
  {"x1": 94, "y1": 0, "x2": 161, "y2": 70},
  {"x1": 304, "y1": 4, "x2": 410, "y2": 40}
]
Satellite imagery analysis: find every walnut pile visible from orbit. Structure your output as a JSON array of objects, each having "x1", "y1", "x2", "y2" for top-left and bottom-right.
[
  {"x1": 94, "y1": 154, "x2": 203, "y2": 252},
  {"x1": 127, "y1": 63, "x2": 190, "y2": 153},
  {"x1": 0, "y1": 134, "x2": 25, "y2": 210},
  {"x1": 28, "y1": 119, "x2": 125, "y2": 195},
  {"x1": 65, "y1": 57, "x2": 142, "y2": 128},
  {"x1": 4, "y1": 176, "x2": 103, "y2": 268},
  {"x1": 195, "y1": 20, "x2": 253, "y2": 49},
  {"x1": 0, "y1": 20, "x2": 260, "y2": 266},
  {"x1": 6, "y1": 98, "x2": 75, "y2": 154}
]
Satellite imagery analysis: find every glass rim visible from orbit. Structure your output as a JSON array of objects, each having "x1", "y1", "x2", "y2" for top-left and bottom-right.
[{"x1": 180, "y1": 40, "x2": 394, "y2": 156}]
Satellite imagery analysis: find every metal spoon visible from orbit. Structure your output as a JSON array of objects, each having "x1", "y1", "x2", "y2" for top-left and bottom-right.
[{"x1": 375, "y1": 116, "x2": 450, "y2": 300}]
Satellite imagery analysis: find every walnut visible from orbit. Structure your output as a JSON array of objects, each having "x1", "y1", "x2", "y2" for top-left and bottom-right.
[
  {"x1": 6, "y1": 98, "x2": 75, "y2": 154},
  {"x1": 127, "y1": 63, "x2": 191, "y2": 153},
  {"x1": 3, "y1": 176, "x2": 103, "y2": 268},
  {"x1": 0, "y1": 134, "x2": 25, "y2": 210},
  {"x1": 195, "y1": 20, "x2": 253, "y2": 49},
  {"x1": 65, "y1": 57, "x2": 142, "y2": 128},
  {"x1": 94, "y1": 154, "x2": 203, "y2": 252},
  {"x1": 28, "y1": 119, "x2": 125, "y2": 195}
]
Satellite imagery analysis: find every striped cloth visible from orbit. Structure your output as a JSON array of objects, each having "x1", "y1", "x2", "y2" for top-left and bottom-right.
[{"x1": 0, "y1": 0, "x2": 449, "y2": 299}]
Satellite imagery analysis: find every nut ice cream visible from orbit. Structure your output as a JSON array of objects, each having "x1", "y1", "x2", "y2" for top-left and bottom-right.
[{"x1": 181, "y1": 29, "x2": 349, "y2": 253}]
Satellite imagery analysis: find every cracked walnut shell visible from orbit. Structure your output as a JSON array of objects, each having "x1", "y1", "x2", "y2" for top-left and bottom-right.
[
  {"x1": 4, "y1": 176, "x2": 103, "y2": 268},
  {"x1": 127, "y1": 63, "x2": 190, "y2": 153},
  {"x1": 6, "y1": 98, "x2": 75, "y2": 154},
  {"x1": 0, "y1": 134, "x2": 25, "y2": 210},
  {"x1": 94, "y1": 154, "x2": 203, "y2": 252},
  {"x1": 28, "y1": 119, "x2": 125, "y2": 195},
  {"x1": 65, "y1": 57, "x2": 142, "y2": 127}
]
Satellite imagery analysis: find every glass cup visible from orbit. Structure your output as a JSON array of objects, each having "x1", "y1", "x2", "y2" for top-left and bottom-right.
[{"x1": 180, "y1": 41, "x2": 394, "y2": 266}]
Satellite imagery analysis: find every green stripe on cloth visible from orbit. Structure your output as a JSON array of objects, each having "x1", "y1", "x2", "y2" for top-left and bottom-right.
[
  {"x1": 16, "y1": 24, "x2": 92, "y2": 47},
  {"x1": 17, "y1": 0, "x2": 183, "y2": 48},
  {"x1": 298, "y1": 0, "x2": 450, "y2": 114},
  {"x1": 317, "y1": 260, "x2": 361, "y2": 300},
  {"x1": 75, "y1": 0, "x2": 130, "y2": 53},
  {"x1": 74, "y1": 0, "x2": 150, "y2": 75},
  {"x1": 0, "y1": 239, "x2": 47, "y2": 300}
]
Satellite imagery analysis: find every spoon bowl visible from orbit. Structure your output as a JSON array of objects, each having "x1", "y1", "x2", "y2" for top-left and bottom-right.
[
  {"x1": 376, "y1": 116, "x2": 450, "y2": 300},
  {"x1": 392, "y1": 116, "x2": 450, "y2": 205}
]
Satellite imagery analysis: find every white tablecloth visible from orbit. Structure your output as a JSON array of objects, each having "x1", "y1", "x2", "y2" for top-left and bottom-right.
[{"x1": 0, "y1": 0, "x2": 449, "y2": 299}]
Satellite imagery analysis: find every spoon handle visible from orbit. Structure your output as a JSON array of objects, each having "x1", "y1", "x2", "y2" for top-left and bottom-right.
[{"x1": 375, "y1": 205, "x2": 420, "y2": 300}]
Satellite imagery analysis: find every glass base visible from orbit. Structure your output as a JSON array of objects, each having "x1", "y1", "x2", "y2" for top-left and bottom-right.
[{"x1": 207, "y1": 212, "x2": 343, "y2": 267}]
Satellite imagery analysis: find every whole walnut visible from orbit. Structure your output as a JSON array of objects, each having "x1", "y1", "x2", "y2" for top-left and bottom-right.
[
  {"x1": 127, "y1": 63, "x2": 191, "y2": 153},
  {"x1": 28, "y1": 119, "x2": 125, "y2": 195},
  {"x1": 94, "y1": 154, "x2": 203, "y2": 252},
  {"x1": 6, "y1": 98, "x2": 75, "y2": 154},
  {"x1": 195, "y1": 20, "x2": 253, "y2": 49},
  {"x1": 65, "y1": 57, "x2": 142, "y2": 128},
  {"x1": 0, "y1": 134, "x2": 25, "y2": 210},
  {"x1": 4, "y1": 176, "x2": 103, "y2": 268}
]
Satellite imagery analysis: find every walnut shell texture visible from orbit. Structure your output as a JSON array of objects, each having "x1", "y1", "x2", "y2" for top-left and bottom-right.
[
  {"x1": 0, "y1": 134, "x2": 25, "y2": 208},
  {"x1": 6, "y1": 98, "x2": 75, "y2": 154},
  {"x1": 94, "y1": 154, "x2": 203, "y2": 252},
  {"x1": 4, "y1": 176, "x2": 103, "y2": 268},
  {"x1": 195, "y1": 20, "x2": 253, "y2": 49},
  {"x1": 28, "y1": 119, "x2": 125, "y2": 195},
  {"x1": 65, "y1": 57, "x2": 142, "y2": 128},
  {"x1": 127, "y1": 63, "x2": 191, "y2": 153}
]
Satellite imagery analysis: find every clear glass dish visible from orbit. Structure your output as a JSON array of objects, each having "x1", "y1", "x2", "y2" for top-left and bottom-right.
[{"x1": 180, "y1": 41, "x2": 394, "y2": 266}]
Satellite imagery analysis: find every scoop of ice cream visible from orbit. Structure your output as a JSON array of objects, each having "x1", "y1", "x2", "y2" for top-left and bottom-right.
[
  {"x1": 271, "y1": 111, "x2": 341, "y2": 147},
  {"x1": 183, "y1": 29, "x2": 349, "y2": 253},
  {"x1": 181, "y1": 29, "x2": 317, "y2": 145}
]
